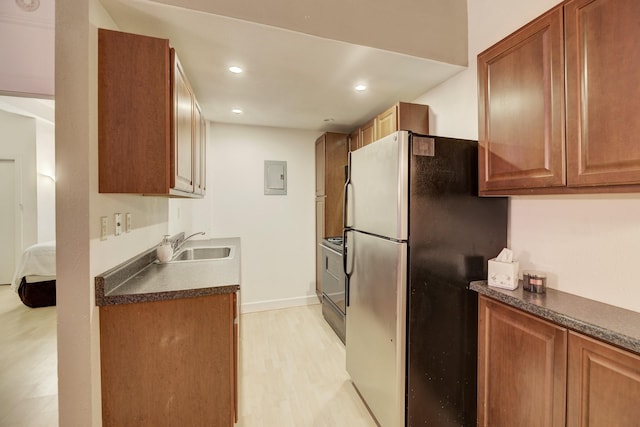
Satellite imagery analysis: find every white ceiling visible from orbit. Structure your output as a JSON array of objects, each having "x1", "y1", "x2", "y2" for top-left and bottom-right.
[
  {"x1": 1, "y1": 0, "x2": 470, "y2": 134},
  {"x1": 0, "y1": 0, "x2": 54, "y2": 98},
  {"x1": 99, "y1": 0, "x2": 469, "y2": 133},
  {"x1": 0, "y1": 95, "x2": 54, "y2": 124}
]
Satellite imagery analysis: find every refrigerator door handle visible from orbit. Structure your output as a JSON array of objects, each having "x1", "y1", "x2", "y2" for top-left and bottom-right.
[
  {"x1": 343, "y1": 182, "x2": 352, "y2": 230},
  {"x1": 342, "y1": 229, "x2": 351, "y2": 278},
  {"x1": 343, "y1": 229, "x2": 352, "y2": 307},
  {"x1": 343, "y1": 151, "x2": 352, "y2": 230}
]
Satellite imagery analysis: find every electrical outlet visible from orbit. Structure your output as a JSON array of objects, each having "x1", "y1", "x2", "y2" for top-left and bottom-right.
[
  {"x1": 114, "y1": 213, "x2": 122, "y2": 236},
  {"x1": 100, "y1": 216, "x2": 108, "y2": 240},
  {"x1": 125, "y1": 213, "x2": 132, "y2": 233}
]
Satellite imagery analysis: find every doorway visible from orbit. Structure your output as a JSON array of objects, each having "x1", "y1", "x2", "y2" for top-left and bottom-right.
[{"x1": 0, "y1": 159, "x2": 16, "y2": 285}]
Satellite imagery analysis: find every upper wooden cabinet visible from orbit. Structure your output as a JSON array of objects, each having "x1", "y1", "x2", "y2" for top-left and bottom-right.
[
  {"x1": 359, "y1": 118, "x2": 376, "y2": 149},
  {"x1": 98, "y1": 28, "x2": 205, "y2": 198},
  {"x1": 315, "y1": 132, "x2": 348, "y2": 237},
  {"x1": 193, "y1": 100, "x2": 206, "y2": 195},
  {"x1": 315, "y1": 136, "x2": 326, "y2": 196},
  {"x1": 172, "y1": 51, "x2": 195, "y2": 194},
  {"x1": 349, "y1": 102, "x2": 429, "y2": 151},
  {"x1": 377, "y1": 102, "x2": 430, "y2": 140},
  {"x1": 375, "y1": 105, "x2": 398, "y2": 140},
  {"x1": 478, "y1": 6, "x2": 565, "y2": 193},
  {"x1": 478, "y1": 0, "x2": 640, "y2": 195},
  {"x1": 565, "y1": 0, "x2": 640, "y2": 187},
  {"x1": 348, "y1": 128, "x2": 360, "y2": 152}
]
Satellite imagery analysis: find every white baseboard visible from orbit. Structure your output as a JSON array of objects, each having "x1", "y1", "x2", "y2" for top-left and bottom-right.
[{"x1": 240, "y1": 294, "x2": 320, "y2": 313}]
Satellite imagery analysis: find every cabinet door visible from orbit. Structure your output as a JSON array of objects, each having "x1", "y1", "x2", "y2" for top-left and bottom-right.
[
  {"x1": 565, "y1": 0, "x2": 640, "y2": 186},
  {"x1": 100, "y1": 294, "x2": 234, "y2": 427},
  {"x1": 98, "y1": 29, "x2": 171, "y2": 194},
  {"x1": 324, "y1": 133, "x2": 348, "y2": 237},
  {"x1": 397, "y1": 102, "x2": 429, "y2": 135},
  {"x1": 231, "y1": 292, "x2": 239, "y2": 423},
  {"x1": 172, "y1": 51, "x2": 194, "y2": 193},
  {"x1": 193, "y1": 101, "x2": 206, "y2": 195},
  {"x1": 315, "y1": 197, "x2": 325, "y2": 296},
  {"x1": 360, "y1": 118, "x2": 376, "y2": 147},
  {"x1": 478, "y1": 296, "x2": 567, "y2": 427},
  {"x1": 200, "y1": 112, "x2": 206, "y2": 193},
  {"x1": 477, "y1": 6, "x2": 565, "y2": 192},
  {"x1": 315, "y1": 135, "x2": 325, "y2": 196},
  {"x1": 376, "y1": 104, "x2": 397, "y2": 140},
  {"x1": 567, "y1": 332, "x2": 640, "y2": 427},
  {"x1": 349, "y1": 129, "x2": 360, "y2": 152}
]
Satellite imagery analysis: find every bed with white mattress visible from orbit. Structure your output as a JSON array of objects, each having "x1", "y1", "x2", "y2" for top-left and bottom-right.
[{"x1": 11, "y1": 241, "x2": 56, "y2": 308}]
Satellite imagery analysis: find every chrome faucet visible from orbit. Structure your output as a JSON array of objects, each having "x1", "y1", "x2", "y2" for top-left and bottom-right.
[{"x1": 173, "y1": 231, "x2": 206, "y2": 252}]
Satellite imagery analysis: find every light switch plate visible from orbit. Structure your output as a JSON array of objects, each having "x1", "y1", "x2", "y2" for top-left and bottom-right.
[
  {"x1": 125, "y1": 213, "x2": 132, "y2": 233},
  {"x1": 114, "y1": 213, "x2": 122, "y2": 236}
]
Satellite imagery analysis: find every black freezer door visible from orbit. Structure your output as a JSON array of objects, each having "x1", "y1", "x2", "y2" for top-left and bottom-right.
[{"x1": 406, "y1": 135, "x2": 508, "y2": 426}]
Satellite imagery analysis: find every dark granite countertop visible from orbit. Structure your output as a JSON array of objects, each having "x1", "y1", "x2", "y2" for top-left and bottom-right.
[
  {"x1": 96, "y1": 237, "x2": 240, "y2": 306},
  {"x1": 470, "y1": 280, "x2": 640, "y2": 355}
]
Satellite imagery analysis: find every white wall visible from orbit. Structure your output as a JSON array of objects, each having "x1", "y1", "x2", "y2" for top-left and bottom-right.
[
  {"x1": 415, "y1": 0, "x2": 640, "y2": 313},
  {"x1": 56, "y1": 0, "x2": 172, "y2": 425},
  {"x1": 207, "y1": 123, "x2": 321, "y2": 312},
  {"x1": 0, "y1": 109, "x2": 38, "y2": 257},
  {"x1": 36, "y1": 119, "x2": 56, "y2": 242},
  {"x1": 0, "y1": 100, "x2": 56, "y2": 245}
]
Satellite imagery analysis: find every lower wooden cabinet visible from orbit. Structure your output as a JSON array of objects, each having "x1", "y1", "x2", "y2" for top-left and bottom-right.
[
  {"x1": 315, "y1": 197, "x2": 325, "y2": 296},
  {"x1": 567, "y1": 332, "x2": 640, "y2": 427},
  {"x1": 100, "y1": 293, "x2": 238, "y2": 427},
  {"x1": 478, "y1": 296, "x2": 567, "y2": 427},
  {"x1": 479, "y1": 295, "x2": 640, "y2": 427}
]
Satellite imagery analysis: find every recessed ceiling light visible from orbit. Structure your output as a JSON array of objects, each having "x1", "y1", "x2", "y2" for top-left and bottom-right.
[
  {"x1": 355, "y1": 84, "x2": 367, "y2": 92},
  {"x1": 231, "y1": 108, "x2": 243, "y2": 114},
  {"x1": 229, "y1": 66, "x2": 243, "y2": 74}
]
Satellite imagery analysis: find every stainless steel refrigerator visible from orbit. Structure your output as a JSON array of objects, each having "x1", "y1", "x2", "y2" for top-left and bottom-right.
[{"x1": 344, "y1": 131, "x2": 507, "y2": 427}]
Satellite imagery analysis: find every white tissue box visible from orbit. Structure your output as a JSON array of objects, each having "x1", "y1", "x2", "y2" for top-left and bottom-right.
[{"x1": 488, "y1": 259, "x2": 519, "y2": 290}]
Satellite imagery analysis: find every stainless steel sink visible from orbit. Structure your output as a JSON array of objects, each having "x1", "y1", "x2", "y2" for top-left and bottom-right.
[{"x1": 171, "y1": 246, "x2": 232, "y2": 262}]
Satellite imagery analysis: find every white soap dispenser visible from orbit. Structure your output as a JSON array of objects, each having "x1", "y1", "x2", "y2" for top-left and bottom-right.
[{"x1": 157, "y1": 235, "x2": 173, "y2": 263}]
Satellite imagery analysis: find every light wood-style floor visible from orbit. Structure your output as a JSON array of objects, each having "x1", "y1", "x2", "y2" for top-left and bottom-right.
[
  {"x1": 0, "y1": 285, "x2": 377, "y2": 426},
  {"x1": 237, "y1": 304, "x2": 377, "y2": 427},
  {"x1": 0, "y1": 285, "x2": 58, "y2": 427}
]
